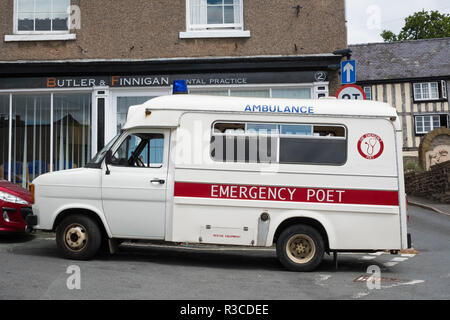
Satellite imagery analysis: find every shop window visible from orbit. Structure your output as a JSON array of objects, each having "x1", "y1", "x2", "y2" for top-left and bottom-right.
[
  {"x1": 272, "y1": 88, "x2": 311, "y2": 99},
  {"x1": 117, "y1": 96, "x2": 156, "y2": 132},
  {"x1": 189, "y1": 90, "x2": 229, "y2": 96},
  {"x1": 230, "y1": 89, "x2": 270, "y2": 98},
  {"x1": 53, "y1": 93, "x2": 92, "y2": 171},
  {"x1": 0, "y1": 96, "x2": 9, "y2": 180},
  {"x1": 189, "y1": 87, "x2": 316, "y2": 99},
  {"x1": 15, "y1": 0, "x2": 70, "y2": 33},
  {"x1": 211, "y1": 122, "x2": 347, "y2": 165},
  {"x1": 11, "y1": 94, "x2": 51, "y2": 188}
]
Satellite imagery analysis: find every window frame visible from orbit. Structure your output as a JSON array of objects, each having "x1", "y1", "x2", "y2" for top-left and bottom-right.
[
  {"x1": 441, "y1": 80, "x2": 448, "y2": 100},
  {"x1": 110, "y1": 132, "x2": 165, "y2": 169},
  {"x1": 414, "y1": 114, "x2": 443, "y2": 135},
  {"x1": 181, "y1": 0, "x2": 250, "y2": 38},
  {"x1": 363, "y1": 86, "x2": 372, "y2": 100},
  {"x1": 13, "y1": 0, "x2": 71, "y2": 35},
  {"x1": 412, "y1": 81, "x2": 441, "y2": 102},
  {"x1": 210, "y1": 120, "x2": 347, "y2": 166}
]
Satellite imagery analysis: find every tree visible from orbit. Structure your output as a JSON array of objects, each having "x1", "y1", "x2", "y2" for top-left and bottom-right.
[{"x1": 381, "y1": 10, "x2": 450, "y2": 42}]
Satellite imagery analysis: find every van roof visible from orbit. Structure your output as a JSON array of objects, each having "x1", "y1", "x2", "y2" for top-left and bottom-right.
[{"x1": 123, "y1": 94, "x2": 398, "y2": 129}]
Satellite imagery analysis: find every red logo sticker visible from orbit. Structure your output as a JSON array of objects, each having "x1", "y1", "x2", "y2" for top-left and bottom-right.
[{"x1": 357, "y1": 133, "x2": 384, "y2": 159}]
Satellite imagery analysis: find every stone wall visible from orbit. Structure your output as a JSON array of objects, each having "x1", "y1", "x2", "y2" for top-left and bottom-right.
[{"x1": 405, "y1": 160, "x2": 450, "y2": 203}]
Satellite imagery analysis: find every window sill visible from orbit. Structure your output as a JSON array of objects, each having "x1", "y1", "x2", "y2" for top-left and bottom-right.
[
  {"x1": 4, "y1": 33, "x2": 76, "y2": 42},
  {"x1": 413, "y1": 98, "x2": 447, "y2": 103},
  {"x1": 179, "y1": 30, "x2": 250, "y2": 39}
]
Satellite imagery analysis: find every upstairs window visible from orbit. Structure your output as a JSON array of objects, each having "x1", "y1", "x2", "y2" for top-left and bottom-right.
[
  {"x1": 363, "y1": 86, "x2": 372, "y2": 100},
  {"x1": 188, "y1": 0, "x2": 242, "y2": 30},
  {"x1": 15, "y1": 0, "x2": 70, "y2": 33},
  {"x1": 413, "y1": 82, "x2": 440, "y2": 101},
  {"x1": 181, "y1": 0, "x2": 249, "y2": 38}
]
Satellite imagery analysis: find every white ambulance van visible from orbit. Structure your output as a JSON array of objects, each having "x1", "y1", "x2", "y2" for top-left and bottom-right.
[{"x1": 27, "y1": 94, "x2": 410, "y2": 271}]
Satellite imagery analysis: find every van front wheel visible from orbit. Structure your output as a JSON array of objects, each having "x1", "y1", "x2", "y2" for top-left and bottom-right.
[
  {"x1": 276, "y1": 224, "x2": 324, "y2": 272},
  {"x1": 56, "y1": 214, "x2": 102, "y2": 260}
]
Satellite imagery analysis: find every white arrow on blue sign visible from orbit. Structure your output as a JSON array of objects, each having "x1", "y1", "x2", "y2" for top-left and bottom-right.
[{"x1": 341, "y1": 60, "x2": 356, "y2": 84}]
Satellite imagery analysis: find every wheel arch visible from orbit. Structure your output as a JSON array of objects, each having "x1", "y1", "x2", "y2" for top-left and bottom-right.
[
  {"x1": 272, "y1": 216, "x2": 331, "y2": 251},
  {"x1": 52, "y1": 207, "x2": 111, "y2": 238}
]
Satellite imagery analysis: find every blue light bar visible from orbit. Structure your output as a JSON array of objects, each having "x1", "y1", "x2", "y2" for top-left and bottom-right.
[{"x1": 172, "y1": 80, "x2": 188, "y2": 94}]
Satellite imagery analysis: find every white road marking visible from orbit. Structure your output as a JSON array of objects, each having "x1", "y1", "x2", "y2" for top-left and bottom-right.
[
  {"x1": 352, "y1": 291, "x2": 370, "y2": 299},
  {"x1": 401, "y1": 254, "x2": 416, "y2": 257},
  {"x1": 383, "y1": 261, "x2": 398, "y2": 267},
  {"x1": 381, "y1": 279, "x2": 425, "y2": 289},
  {"x1": 314, "y1": 274, "x2": 332, "y2": 286},
  {"x1": 369, "y1": 252, "x2": 386, "y2": 256},
  {"x1": 391, "y1": 257, "x2": 409, "y2": 262},
  {"x1": 360, "y1": 256, "x2": 376, "y2": 260}
]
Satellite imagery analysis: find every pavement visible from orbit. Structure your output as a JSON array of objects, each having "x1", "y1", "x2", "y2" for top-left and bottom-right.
[
  {"x1": 0, "y1": 205, "x2": 449, "y2": 300},
  {"x1": 408, "y1": 195, "x2": 450, "y2": 216}
]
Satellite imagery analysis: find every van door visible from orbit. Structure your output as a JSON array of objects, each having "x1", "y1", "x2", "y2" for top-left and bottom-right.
[{"x1": 101, "y1": 129, "x2": 169, "y2": 239}]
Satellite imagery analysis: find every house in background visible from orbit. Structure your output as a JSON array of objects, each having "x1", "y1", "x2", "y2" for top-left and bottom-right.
[
  {"x1": 0, "y1": 0, "x2": 348, "y2": 187},
  {"x1": 350, "y1": 38, "x2": 450, "y2": 164}
]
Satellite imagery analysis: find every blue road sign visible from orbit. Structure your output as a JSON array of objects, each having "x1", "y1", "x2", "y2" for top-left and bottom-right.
[{"x1": 341, "y1": 60, "x2": 356, "y2": 84}]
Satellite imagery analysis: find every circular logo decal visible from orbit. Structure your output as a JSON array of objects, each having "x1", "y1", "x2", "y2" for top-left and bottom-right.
[{"x1": 357, "y1": 133, "x2": 384, "y2": 159}]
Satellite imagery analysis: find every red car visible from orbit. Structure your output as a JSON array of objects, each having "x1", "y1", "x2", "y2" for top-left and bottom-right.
[{"x1": 0, "y1": 179, "x2": 32, "y2": 233}]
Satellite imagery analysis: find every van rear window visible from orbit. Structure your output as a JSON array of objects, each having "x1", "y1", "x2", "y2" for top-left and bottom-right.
[{"x1": 211, "y1": 122, "x2": 347, "y2": 165}]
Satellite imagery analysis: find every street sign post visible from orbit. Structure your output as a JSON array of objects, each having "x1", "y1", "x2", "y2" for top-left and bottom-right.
[
  {"x1": 336, "y1": 84, "x2": 367, "y2": 100},
  {"x1": 341, "y1": 60, "x2": 356, "y2": 84}
]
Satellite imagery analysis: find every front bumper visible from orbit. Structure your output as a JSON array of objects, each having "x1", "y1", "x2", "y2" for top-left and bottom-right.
[{"x1": 20, "y1": 207, "x2": 37, "y2": 232}]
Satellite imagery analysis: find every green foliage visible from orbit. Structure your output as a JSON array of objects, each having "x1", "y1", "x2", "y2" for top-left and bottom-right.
[
  {"x1": 404, "y1": 161, "x2": 423, "y2": 173},
  {"x1": 381, "y1": 10, "x2": 450, "y2": 42}
]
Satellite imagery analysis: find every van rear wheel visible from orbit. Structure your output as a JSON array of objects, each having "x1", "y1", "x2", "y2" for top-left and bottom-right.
[
  {"x1": 276, "y1": 224, "x2": 324, "y2": 272},
  {"x1": 56, "y1": 214, "x2": 102, "y2": 260}
]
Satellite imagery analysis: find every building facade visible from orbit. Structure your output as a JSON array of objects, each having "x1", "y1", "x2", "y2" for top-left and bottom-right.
[
  {"x1": 350, "y1": 38, "x2": 450, "y2": 163},
  {"x1": 0, "y1": 0, "x2": 348, "y2": 187}
]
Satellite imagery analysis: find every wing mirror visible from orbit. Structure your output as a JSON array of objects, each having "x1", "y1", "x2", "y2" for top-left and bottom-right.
[
  {"x1": 105, "y1": 150, "x2": 112, "y2": 164},
  {"x1": 105, "y1": 150, "x2": 112, "y2": 175}
]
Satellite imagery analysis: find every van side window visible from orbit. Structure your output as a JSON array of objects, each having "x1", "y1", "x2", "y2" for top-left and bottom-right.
[
  {"x1": 211, "y1": 122, "x2": 347, "y2": 165},
  {"x1": 211, "y1": 122, "x2": 278, "y2": 163},
  {"x1": 111, "y1": 133, "x2": 164, "y2": 167}
]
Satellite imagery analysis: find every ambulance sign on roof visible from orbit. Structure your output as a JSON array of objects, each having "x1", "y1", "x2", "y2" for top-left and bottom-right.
[{"x1": 336, "y1": 84, "x2": 367, "y2": 100}]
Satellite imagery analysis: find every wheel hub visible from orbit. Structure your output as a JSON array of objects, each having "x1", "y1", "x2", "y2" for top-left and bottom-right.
[
  {"x1": 286, "y1": 234, "x2": 316, "y2": 264},
  {"x1": 65, "y1": 224, "x2": 88, "y2": 252}
]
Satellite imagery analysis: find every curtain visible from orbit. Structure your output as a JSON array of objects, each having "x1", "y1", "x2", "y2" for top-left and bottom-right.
[
  {"x1": 233, "y1": 0, "x2": 241, "y2": 25},
  {"x1": 190, "y1": 0, "x2": 207, "y2": 27}
]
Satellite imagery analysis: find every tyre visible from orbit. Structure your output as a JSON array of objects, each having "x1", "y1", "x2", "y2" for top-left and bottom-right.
[
  {"x1": 276, "y1": 224, "x2": 325, "y2": 272},
  {"x1": 56, "y1": 214, "x2": 102, "y2": 260}
]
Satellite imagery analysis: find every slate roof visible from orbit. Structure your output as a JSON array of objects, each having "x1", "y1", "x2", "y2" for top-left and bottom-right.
[{"x1": 349, "y1": 38, "x2": 450, "y2": 82}]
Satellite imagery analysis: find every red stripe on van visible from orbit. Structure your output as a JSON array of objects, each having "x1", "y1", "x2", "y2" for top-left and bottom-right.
[{"x1": 174, "y1": 182, "x2": 399, "y2": 206}]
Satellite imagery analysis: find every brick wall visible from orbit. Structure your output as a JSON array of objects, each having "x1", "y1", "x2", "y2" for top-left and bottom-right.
[{"x1": 405, "y1": 160, "x2": 450, "y2": 203}]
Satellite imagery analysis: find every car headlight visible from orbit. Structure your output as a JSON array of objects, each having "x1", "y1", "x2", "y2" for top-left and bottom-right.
[{"x1": 0, "y1": 190, "x2": 29, "y2": 205}]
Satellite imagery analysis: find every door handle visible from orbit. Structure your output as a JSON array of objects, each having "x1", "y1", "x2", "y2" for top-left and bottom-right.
[{"x1": 151, "y1": 179, "x2": 165, "y2": 184}]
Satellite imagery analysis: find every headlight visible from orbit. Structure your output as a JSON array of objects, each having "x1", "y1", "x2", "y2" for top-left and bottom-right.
[{"x1": 0, "y1": 191, "x2": 29, "y2": 205}]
